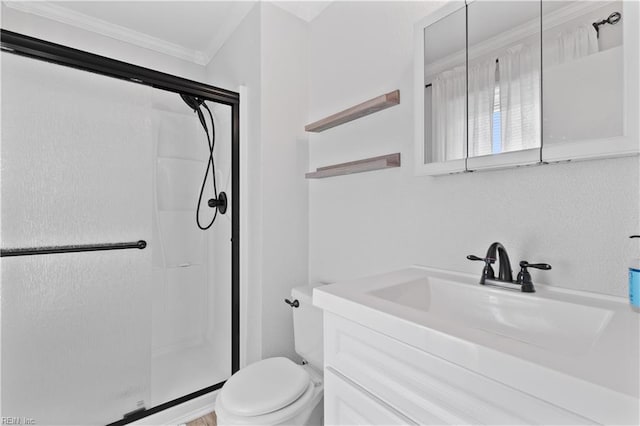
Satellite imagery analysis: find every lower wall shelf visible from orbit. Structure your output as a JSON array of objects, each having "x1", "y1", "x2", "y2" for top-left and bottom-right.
[{"x1": 305, "y1": 153, "x2": 401, "y2": 179}]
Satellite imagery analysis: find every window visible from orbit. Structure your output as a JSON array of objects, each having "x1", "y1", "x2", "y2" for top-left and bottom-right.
[{"x1": 492, "y1": 60, "x2": 502, "y2": 154}]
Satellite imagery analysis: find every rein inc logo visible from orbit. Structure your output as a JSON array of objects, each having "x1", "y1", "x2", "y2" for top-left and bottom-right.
[{"x1": 1, "y1": 418, "x2": 35, "y2": 425}]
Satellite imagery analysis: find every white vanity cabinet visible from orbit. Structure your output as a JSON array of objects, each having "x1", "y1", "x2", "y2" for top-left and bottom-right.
[
  {"x1": 324, "y1": 368, "x2": 415, "y2": 426},
  {"x1": 323, "y1": 313, "x2": 595, "y2": 425},
  {"x1": 315, "y1": 267, "x2": 640, "y2": 425}
]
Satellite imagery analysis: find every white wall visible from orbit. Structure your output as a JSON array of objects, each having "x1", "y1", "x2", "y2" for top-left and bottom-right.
[
  {"x1": 206, "y1": 4, "x2": 264, "y2": 366},
  {"x1": 206, "y1": 3, "x2": 309, "y2": 363},
  {"x1": 308, "y1": 1, "x2": 639, "y2": 298},
  {"x1": 259, "y1": 3, "x2": 309, "y2": 360}
]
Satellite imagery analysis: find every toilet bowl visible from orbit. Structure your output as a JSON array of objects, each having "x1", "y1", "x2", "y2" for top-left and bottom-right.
[{"x1": 216, "y1": 285, "x2": 324, "y2": 426}]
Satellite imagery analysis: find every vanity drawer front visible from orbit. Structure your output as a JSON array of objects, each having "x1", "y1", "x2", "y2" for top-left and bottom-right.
[
  {"x1": 324, "y1": 313, "x2": 595, "y2": 425},
  {"x1": 325, "y1": 367, "x2": 416, "y2": 426}
]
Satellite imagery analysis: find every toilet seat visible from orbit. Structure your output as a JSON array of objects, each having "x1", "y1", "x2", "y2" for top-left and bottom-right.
[
  {"x1": 216, "y1": 358, "x2": 323, "y2": 425},
  {"x1": 217, "y1": 381, "x2": 316, "y2": 425},
  {"x1": 218, "y1": 357, "x2": 311, "y2": 416}
]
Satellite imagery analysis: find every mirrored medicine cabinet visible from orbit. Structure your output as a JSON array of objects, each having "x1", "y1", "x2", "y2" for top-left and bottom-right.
[{"x1": 414, "y1": 0, "x2": 640, "y2": 175}]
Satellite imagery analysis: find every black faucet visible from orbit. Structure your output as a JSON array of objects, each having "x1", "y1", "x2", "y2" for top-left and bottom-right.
[{"x1": 467, "y1": 242, "x2": 551, "y2": 293}]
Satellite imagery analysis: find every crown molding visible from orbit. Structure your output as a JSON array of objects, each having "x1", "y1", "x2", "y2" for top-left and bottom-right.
[{"x1": 3, "y1": 1, "x2": 210, "y2": 65}]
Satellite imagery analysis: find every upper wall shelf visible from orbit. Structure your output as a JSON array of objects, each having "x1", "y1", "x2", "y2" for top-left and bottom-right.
[{"x1": 305, "y1": 90, "x2": 400, "y2": 133}]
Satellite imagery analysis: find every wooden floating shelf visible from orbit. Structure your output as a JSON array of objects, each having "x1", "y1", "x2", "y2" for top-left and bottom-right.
[
  {"x1": 306, "y1": 153, "x2": 401, "y2": 179},
  {"x1": 305, "y1": 90, "x2": 400, "y2": 133}
]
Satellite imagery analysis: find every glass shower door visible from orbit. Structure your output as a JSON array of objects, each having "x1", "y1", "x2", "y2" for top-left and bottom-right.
[
  {"x1": 1, "y1": 46, "x2": 235, "y2": 424},
  {"x1": 1, "y1": 53, "x2": 154, "y2": 424}
]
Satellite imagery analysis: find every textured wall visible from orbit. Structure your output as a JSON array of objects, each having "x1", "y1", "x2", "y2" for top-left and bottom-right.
[{"x1": 308, "y1": 1, "x2": 639, "y2": 297}]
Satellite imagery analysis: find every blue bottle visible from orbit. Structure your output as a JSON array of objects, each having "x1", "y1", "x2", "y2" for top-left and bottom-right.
[{"x1": 630, "y1": 236, "x2": 640, "y2": 312}]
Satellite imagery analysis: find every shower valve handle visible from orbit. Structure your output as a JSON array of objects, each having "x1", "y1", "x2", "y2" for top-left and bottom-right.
[{"x1": 208, "y1": 191, "x2": 228, "y2": 214}]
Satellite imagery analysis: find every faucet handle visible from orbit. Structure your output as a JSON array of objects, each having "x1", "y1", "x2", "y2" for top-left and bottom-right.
[
  {"x1": 467, "y1": 254, "x2": 495, "y2": 283},
  {"x1": 519, "y1": 261, "x2": 551, "y2": 270},
  {"x1": 517, "y1": 261, "x2": 551, "y2": 293},
  {"x1": 467, "y1": 255, "x2": 493, "y2": 263}
]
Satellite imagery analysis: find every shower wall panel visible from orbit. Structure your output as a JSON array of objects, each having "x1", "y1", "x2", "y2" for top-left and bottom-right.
[{"x1": 149, "y1": 97, "x2": 231, "y2": 406}]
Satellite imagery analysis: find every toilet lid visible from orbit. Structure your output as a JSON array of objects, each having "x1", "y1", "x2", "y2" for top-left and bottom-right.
[{"x1": 219, "y1": 357, "x2": 311, "y2": 417}]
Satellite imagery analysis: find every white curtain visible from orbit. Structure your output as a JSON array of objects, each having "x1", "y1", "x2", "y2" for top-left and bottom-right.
[
  {"x1": 468, "y1": 58, "x2": 497, "y2": 157},
  {"x1": 432, "y1": 65, "x2": 466, "y2": 162},
  {"x1": 498, "y1": 43, "x2": 541, "y2": 153},
  {"x1": 550, "y1": 24, "x2": 599, "y2": 66}
]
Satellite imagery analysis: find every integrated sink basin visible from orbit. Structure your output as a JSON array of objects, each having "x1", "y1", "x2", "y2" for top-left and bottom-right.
[
  {"x1": 369, "y1": 275, "x2": 613, "y2": 356},
  {"x1": 313, "y1": 265, "x2": 640, "y2": 422}
]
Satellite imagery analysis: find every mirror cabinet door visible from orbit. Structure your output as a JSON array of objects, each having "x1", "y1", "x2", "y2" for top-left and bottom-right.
[
  {"x1": 416, "y1": 0, "x2": 636, "y2": 175},
  {"x1": 421, "y1": 4, "x2": 467, "y2": 174},
  {"x1": 466, "y1": 0, "x2": 542, "y2": 170},
  {"x1": 542, "y1": 0, "x2": 627, "y2": 161}
]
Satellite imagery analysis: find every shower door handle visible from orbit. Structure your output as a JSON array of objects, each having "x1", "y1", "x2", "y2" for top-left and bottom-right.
[{"x1": 0, "y1": 240, "x2": 147, "y2": 257}]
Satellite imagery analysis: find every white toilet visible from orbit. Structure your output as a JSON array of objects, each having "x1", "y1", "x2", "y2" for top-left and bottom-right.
[{"x1": 216, "y1": 285, "x2": 324, "y2": 425}]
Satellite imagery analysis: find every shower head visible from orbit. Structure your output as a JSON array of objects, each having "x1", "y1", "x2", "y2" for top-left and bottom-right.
[
  {"x1": 180, "y1": 93, "x2": 205, "y2": 112},
  {"x1": 179, "y1": 92, "x2": 225, "y2": 230},
  {"x1": 180, "y1": 93, "x2": 209, "y2": 133}
]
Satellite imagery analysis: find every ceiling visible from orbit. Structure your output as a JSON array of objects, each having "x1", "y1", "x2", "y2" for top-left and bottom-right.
[
  {"x1": 272, "y1": 1, "x2": 331, "y2": 22},
  {"x1": 5, "y1": 1, "x2": 332, "y2": 65}
]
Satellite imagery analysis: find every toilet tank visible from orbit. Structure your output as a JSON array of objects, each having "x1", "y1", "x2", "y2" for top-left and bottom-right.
[{"x1": 291, "y1": 284, "x2": 324, "y2": 371}]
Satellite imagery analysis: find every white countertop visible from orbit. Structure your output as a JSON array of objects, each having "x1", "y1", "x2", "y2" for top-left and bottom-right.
[{"x1": 313, "y1": 266, "x2": 640, "y2": 424}]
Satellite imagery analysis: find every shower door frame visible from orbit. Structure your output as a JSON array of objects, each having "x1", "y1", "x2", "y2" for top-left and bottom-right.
[{"x1": 0, "y1": 29, "x2": 240, "y2": 425}]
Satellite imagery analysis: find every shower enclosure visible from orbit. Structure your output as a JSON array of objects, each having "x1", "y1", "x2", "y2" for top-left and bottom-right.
[{"x1": 0, "y1": 30, "x2": 240, "y2": 425}]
